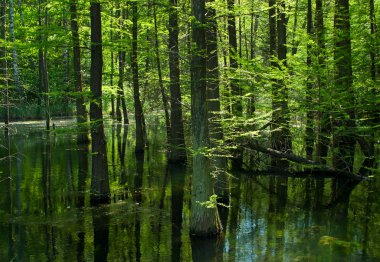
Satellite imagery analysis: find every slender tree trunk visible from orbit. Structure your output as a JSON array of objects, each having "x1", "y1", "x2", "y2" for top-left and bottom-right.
[
  {"x1": 38, "y1": 0, "x2": 50, "y2": 130},
  {"x1": 369, "y1": 0, "x2": 379, "y2": 124},
  {"x1": 1, "y1": 0, "x2": 9, "y2": 130},
  {"x1": 153, "y1": 1, "x2": 171, "y2": 142},
  {"x1": 110, "y1": 9, "x2": 116, "y2": 120},
  {"x1": 227, "y1": 0, "x2": 242, "y2": 116},
  {"x1": 114, "y1": 6, "x2": 122, "y2": 122},
  {"x1": 315, "y1": 0, "x2": 329, "y2": 164},
  {"x1": 268, "y1": 0, "x2": 276, "y2": 60},
  {"x1": 359, "y1": 0, "x2": 378, "y2": 171},
  {"x1": 291, "y1": 0, "x2": 299, "y2": 55},
  {"x1": 16, "y1": 0, "x2": 24, "y2": 24},
  {"x1": 118, "y1": 50, "x2": 129, "y2": 124},
  {"x1": 369, "y1": 0, "x2": 377, "y2": 81},
  {"x1": 190, "y1": 0, "x2": 222, "y2": 236},
  {"x1": 89, "y1": 2, "x2": 110, "y2": 204},
  {"x1": 305, "y1": 0, "x2": 314, "y2": 160},
  {"x1": 271, "y1": 0, "x2": 292, "y2": 168},
  {"x1": 116, "y1": 6, "x2": 129, "y2": 125},
  {"x1": 206, "y1": 0, "x2": 228, "y2": 199},
  {"x1": 333, "y1": 0, "x2": 355, "y2": 172},
  {"x1": 248, "y1": 4, "x2": 259, "y2": 115},
  {"x1": 70, "y1": 0, "x2": 89, "y2": 144},
  {"x1": 237, "y1": 0, "x2": 242, "y2": 62},
  {"x1": 250, "y1": 13, "x2": 259, "y2": 60},
  {"x1": 247, "y1": 1, "x2": 260, "y2": 116},
  {"x1": 228, "y1": 0, "x2": 243, "y2": 169},
  {"x1": 168, "y1": 0, "x2": 186, "y2": 163},
  {"x1": 9, "y1": 0, "x2": 22, "y2": 94},
  {"x1": 131, "y1": 1, "x2": 145, "y2": 153},
  {"x1": 63, "y1": 17, "x2": 70, "y2": 98}
]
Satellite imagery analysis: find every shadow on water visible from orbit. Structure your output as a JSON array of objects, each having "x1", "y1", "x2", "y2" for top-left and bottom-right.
[{"x1": 1, "y1": 120, "x2": 380, "y2": 261}]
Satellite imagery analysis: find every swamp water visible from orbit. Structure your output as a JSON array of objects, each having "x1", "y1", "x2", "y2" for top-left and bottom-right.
[{"x1": 0, "y1": 119, "x2": 379, "y2": 261}]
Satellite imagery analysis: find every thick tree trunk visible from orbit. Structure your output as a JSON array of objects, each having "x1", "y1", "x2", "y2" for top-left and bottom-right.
[
  {"x1": 131, "y1": 1, "x2": 145, "y2": 153},
  {"x1": 89, "y1": 2, "x2": 110, "y2": 204},
  {"x1": 153, "y1": 1, "x2": 171, "y2": 142},
  {"x1": 70, "y1": 0, "x2": 89, "y2": 144},
  {"x1": 333, "y1": 0, "x2": 355, "y2": 172},
  {"x1": 168, "y1": 0, "x2": 186, "y2": 163},
  {"x1": 190, "y1": 0, "x2": 222, "y2": 236},
  {"x1": 206, "y1": 0, "x2": 228, "y2": 199},
  {"x1": 315, "y1": 0, "x2": 329, "y2": 164}
]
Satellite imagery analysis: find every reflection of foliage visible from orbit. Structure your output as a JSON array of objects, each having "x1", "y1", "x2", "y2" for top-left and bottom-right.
[{"x1": 319, "y1": 235, "x2": 362, "y2": 249}]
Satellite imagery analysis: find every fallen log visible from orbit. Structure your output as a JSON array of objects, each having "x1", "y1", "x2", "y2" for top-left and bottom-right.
[{"x1": 243, "y1": 140, "x2": 368, "y2": 180}]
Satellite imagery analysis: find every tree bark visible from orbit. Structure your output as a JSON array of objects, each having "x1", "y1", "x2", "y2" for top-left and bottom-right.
[
  {"x1": 38, "y1": 0, "x2": 50, "y2": 130},
  {"x1": 131, "y1": 0, "x2": 145, "y2": 153},
  {"x1": 228, "y1": 0, "x2": 244, "y2": 170},
  {"x1": 369, "y1": 0, "x2": 377, "y2": 81},
  {"x1": 359, "y1": 0, "x2": 379, "y2": 171},
  {"x1": 16, "y1": 0, "x2": 24, "y2": 24},
  {"x1": 168, "y1": 0, "x2": 186, "y2": 163},
  {"x1": 110, "y1": 8, "x2": 116, "y2": 120},
  {"x1": 227, "y1": 0, "x2": 242, "y2": 116},
  {"x1": 315, "y1": 0, "x2": 329, "y2": 164},
  {"x1": 291, "y1": 0, "x2": 299, "y2": 55},
  {"x1": 190, "y1": 0, "x2": 222, "y2": 236},
  {"x1": 1, "y1": 0, "x2": 9, "y2": 130},
  {"x1": 270, "y1": 0, "x2": 292, "y2": 168},
  {"x1": 153, "y1": 1, "x2": 171, "y2": 142},
  {"x1": 70, "y1": 0, "x2": 89, "y2": 144},
  {"x1": 9, "y1": 0, "x2": 22, "y2": 94},
  {"x1": 333, "y1": 0, "x2": 355, "y2": 172},
  {"x1": 305, "y1": 0, "x2": 314, "y2": 160},
  {"x1": 248, "y1": 8, "x2": 259, "y2": 115},
  {"x1": 89, "y1": 2, "x2": 110, "y2": 204},
  {"x1": 268, "y1": 0, "x2": 276, "y2": 62},
  {"x1": 116, "y1": 5, "x2": 129, "y2": 125},
  {"x1": 206, "y1": 0, "x2": 228, "y2": 199}
]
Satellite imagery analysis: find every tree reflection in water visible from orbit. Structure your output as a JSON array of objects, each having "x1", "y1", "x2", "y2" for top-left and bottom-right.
[{"x1": 0, "y1": 121, "x2": 379, "y2": 261}]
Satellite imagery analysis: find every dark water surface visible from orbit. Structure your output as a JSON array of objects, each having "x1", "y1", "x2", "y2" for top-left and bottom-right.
[{"x1": 1, "y1": 119, "x2": 379, "y2": 261}]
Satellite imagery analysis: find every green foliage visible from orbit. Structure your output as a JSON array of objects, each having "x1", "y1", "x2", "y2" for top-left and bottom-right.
[
  {"x1": 0, "y1": 0, "x2": 378, "y2": 175},
  {"x1": 196, "y1": 194, "x2": 230, "y2": 208}
]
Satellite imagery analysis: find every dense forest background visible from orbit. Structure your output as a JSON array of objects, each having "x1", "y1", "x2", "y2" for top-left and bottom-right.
[{"x1": 1, "y1": 0, "x2": 379, "y2": 235}]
